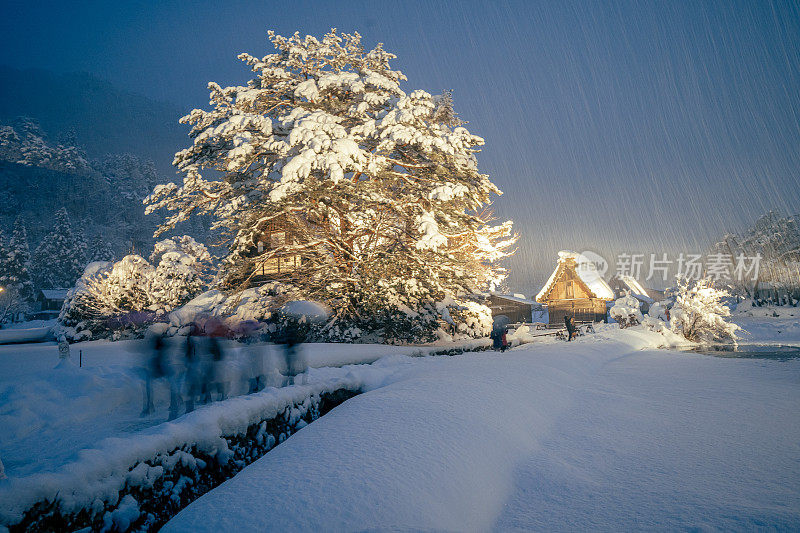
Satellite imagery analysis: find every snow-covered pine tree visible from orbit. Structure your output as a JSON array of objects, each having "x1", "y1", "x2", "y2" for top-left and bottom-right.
[
  {"x1": 73, "y1": 227, "x2": 89, "y2": 268},
  {"x1": 146, "y1": 29, "x2": 516, "y2": 341},
  {"x1": 32, "y1": 208, "x2": 88, "y2": 288},
  {"x1": 0, "y1": 228, "x2": 9, "y2": 287},
  {"x1": 2, "y1": 217, "x2": 35, "y2": 304},
  {"x1": 0, "y1": 117, "x2": 90, "y2": 174},
  {"x1": 87, "y1": 235, "x2": 116, "y2": 262}
]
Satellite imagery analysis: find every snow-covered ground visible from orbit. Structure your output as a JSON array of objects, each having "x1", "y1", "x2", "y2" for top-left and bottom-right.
[
  {"x1": 164, "y1": 326, "x2": 800, "y2": 531},
  {"x1": 731, "y1": 304, "x2": 800, "y2": 346},
  {"x1": 0, "y1": 338, "x2": 476, "y2": 479},
  {"x1": 2, "y1": 316, "x2": 798, "y2": 530}
]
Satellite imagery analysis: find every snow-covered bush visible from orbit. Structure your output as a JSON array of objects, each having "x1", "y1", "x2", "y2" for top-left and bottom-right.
[
  {"x1": 670, "y1": 277, "x2": 739, "y2": 343},
  {"x1": 445, "y1": 300, "x2": 493, "y2": 339},
  {"x1": 58, "y1": 237, "x2": 211, "y2": 340},
  {"x1": 609, "y1": 292, "x2": 643, "y2": 329},
  {"x1": 145, "y1": 29, "x2": 517, "y2": 343},
  {"x1": 149, "y1": 236, "x2": 212, "y2": 312},
  {"x1": 640, "y1": 301, "x2": 668, "y2": 333}
]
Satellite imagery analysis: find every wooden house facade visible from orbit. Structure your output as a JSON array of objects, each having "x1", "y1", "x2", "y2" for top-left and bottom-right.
[
  {"x1": 250, "y1": 218, "x2": 302, "y2": 279},
  {"x1": 536, "y1": 251, "x2": 615, "y2": 326}
]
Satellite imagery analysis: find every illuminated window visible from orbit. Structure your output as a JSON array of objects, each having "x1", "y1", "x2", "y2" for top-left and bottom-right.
[{"x1": 270, "y1": 231, "x2": 286, "y2": 247}]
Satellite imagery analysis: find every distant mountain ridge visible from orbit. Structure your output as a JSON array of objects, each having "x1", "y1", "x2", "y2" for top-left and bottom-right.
[{"x1": 0, "y1": 66, "x2": 188, "y2": 176}]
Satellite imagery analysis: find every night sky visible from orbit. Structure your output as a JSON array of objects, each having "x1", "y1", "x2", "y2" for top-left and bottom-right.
[{"x1": 2, "y1": 0, "x2": 799, "y2": 293}]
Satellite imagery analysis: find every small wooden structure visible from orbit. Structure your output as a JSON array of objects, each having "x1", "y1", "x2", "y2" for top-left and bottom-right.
[
  {"x1": 31, "y1": 288, "x2": 69, "y2": 319},
  {"x1": 249, "y1": 218, "x2": 302, "y2": 279},
  {"x1": 536, "y1": 251, "x2": 614, "y2": 326},
  {"x1": 486, "y1": 293, "x2": 536, "y2": 324},
  {"x1": 37, "y1": 289, "x2": 69, "y2": 312}
]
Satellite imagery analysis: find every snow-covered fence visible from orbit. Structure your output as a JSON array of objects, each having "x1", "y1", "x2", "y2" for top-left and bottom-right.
[{"x1": 0, "y1": 377, "x2": 365, "y2": 532}]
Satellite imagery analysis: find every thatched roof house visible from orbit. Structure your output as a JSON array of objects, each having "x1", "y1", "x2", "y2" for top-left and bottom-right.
[{"x1": 536, "y1": 251, "x2": 614, "y2": 326}]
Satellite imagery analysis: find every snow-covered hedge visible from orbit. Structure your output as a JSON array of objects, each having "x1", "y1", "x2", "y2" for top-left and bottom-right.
[{"x1": 0, "y1": 378, "x2": 363, "y2": 532}]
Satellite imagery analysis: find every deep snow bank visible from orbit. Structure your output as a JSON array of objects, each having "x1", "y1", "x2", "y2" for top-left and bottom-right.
[
  {"x1": 165, "y1": 329, "x2": 800, "y2": 531},
  {"x1": 0, "y1": 360, "x2": 408, "y2": 529},
  {"x1": 0, "y1": 327, "x2": 53, "y2": 345}
]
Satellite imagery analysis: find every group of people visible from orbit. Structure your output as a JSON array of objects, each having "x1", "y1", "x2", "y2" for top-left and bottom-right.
[
  {"x1": 140, "y1": 317, "x2": 306, "y2": 420},
  {"x1": 491, "y1": 314, "x2": 584, "y2": 351}
]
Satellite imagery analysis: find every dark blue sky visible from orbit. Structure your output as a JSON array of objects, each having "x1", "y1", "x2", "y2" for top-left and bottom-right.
[{"x1": 2, "y1": 0, "x2": 799, "y2": 292}]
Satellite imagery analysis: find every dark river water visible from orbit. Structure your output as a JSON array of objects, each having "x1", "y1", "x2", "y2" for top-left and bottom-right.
[{"x1": 689, "y1": 344, "x2": 800, "y2": 361}]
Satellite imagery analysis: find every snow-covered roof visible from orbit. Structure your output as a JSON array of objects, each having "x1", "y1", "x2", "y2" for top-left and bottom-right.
[
  {"x1": 612, "y1": 276, "x2": 655, "y2": 304},
  {"x1": 489, "y1": 292, "x2": 539, "y2": 306},
  {"x1": 40, "y1": 289, "x2": 70, "y2": 301},
  {"x1": 536, "y1": 251, "x2": 615, "y2": 301}
]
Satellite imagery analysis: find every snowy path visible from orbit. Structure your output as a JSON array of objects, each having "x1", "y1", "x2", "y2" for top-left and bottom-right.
[
  {"x1": 0, "y1": 338, "x2": 474, "y2": 478},
  {"x1": 164, "y1": 330, "x2": 800, "y2": 531}
]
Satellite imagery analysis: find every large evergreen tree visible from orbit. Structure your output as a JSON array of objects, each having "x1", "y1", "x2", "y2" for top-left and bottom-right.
[
  {"x1": 146, "y1": 29, "x2": 516, "y2": 338},
  {"x1": 32, "y1": 208, "x2": 88, "y2": 288},
  {"x1": 2, "y1": 217, "x2": 35, "y2": 303},
  {"x1": 87, "y1": 235, "x2": 116, "y2": 263},
  {"x1": 0, "y1": 229, "x2": 9, "y2": 286}
]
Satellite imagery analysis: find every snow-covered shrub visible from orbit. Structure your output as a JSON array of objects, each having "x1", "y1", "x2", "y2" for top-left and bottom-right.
[
  {"x1": 149, "y1": 236, "x2": 212, "y2": 312},
  {"x1": 167, "y1": 282, "x2": 300, "y2": 337},
  {"x1": 609, "y1": 292, "x2": 643, "y2": 329},
  {"x1": 670, "y1": 277, "x2": 740, "y2": 343},
  {"x1": 58, "y1": 237, "x2": 211, "y2": 340},
  {"x1": 58, "y1": 258, "x2": 153, "y2": 341},
  {"x1": 445, "y1": 300, "x2": 493, "y2": 339},
  {"x1": 640, "y1": 301, "x2": 668, "y2": 333}
]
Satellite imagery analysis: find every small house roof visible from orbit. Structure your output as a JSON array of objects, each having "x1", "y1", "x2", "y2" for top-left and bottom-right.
[
  {"x1": 489, "y1": 292, "x2": 543, "y2": 310},
  {"x1": 536, "y1": 251, "x2": 615, "y2": 301},
  {"x1": 610, "y1": 275, "x2": 658, "y2": 303},
  {"x1": 40, "y1": 289, "x2": 70, "y2": 300},
  {"x1": 489, "y1": 292, "x2": 536, "y2": 305}
]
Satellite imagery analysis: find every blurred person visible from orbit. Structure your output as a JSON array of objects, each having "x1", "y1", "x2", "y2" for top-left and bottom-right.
[
  {"x1": 201, "y1": 318, "x2": 228, "y2": 403},
  {"x1": 183, "y1": 323, "x2": 202, "y2": 413},
  {"x1": 141, "y1": 328, "x2": 176, "y2": 417},
  {"x1": 275, "y1": 318, "x2": 306, "y2": 386}
]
